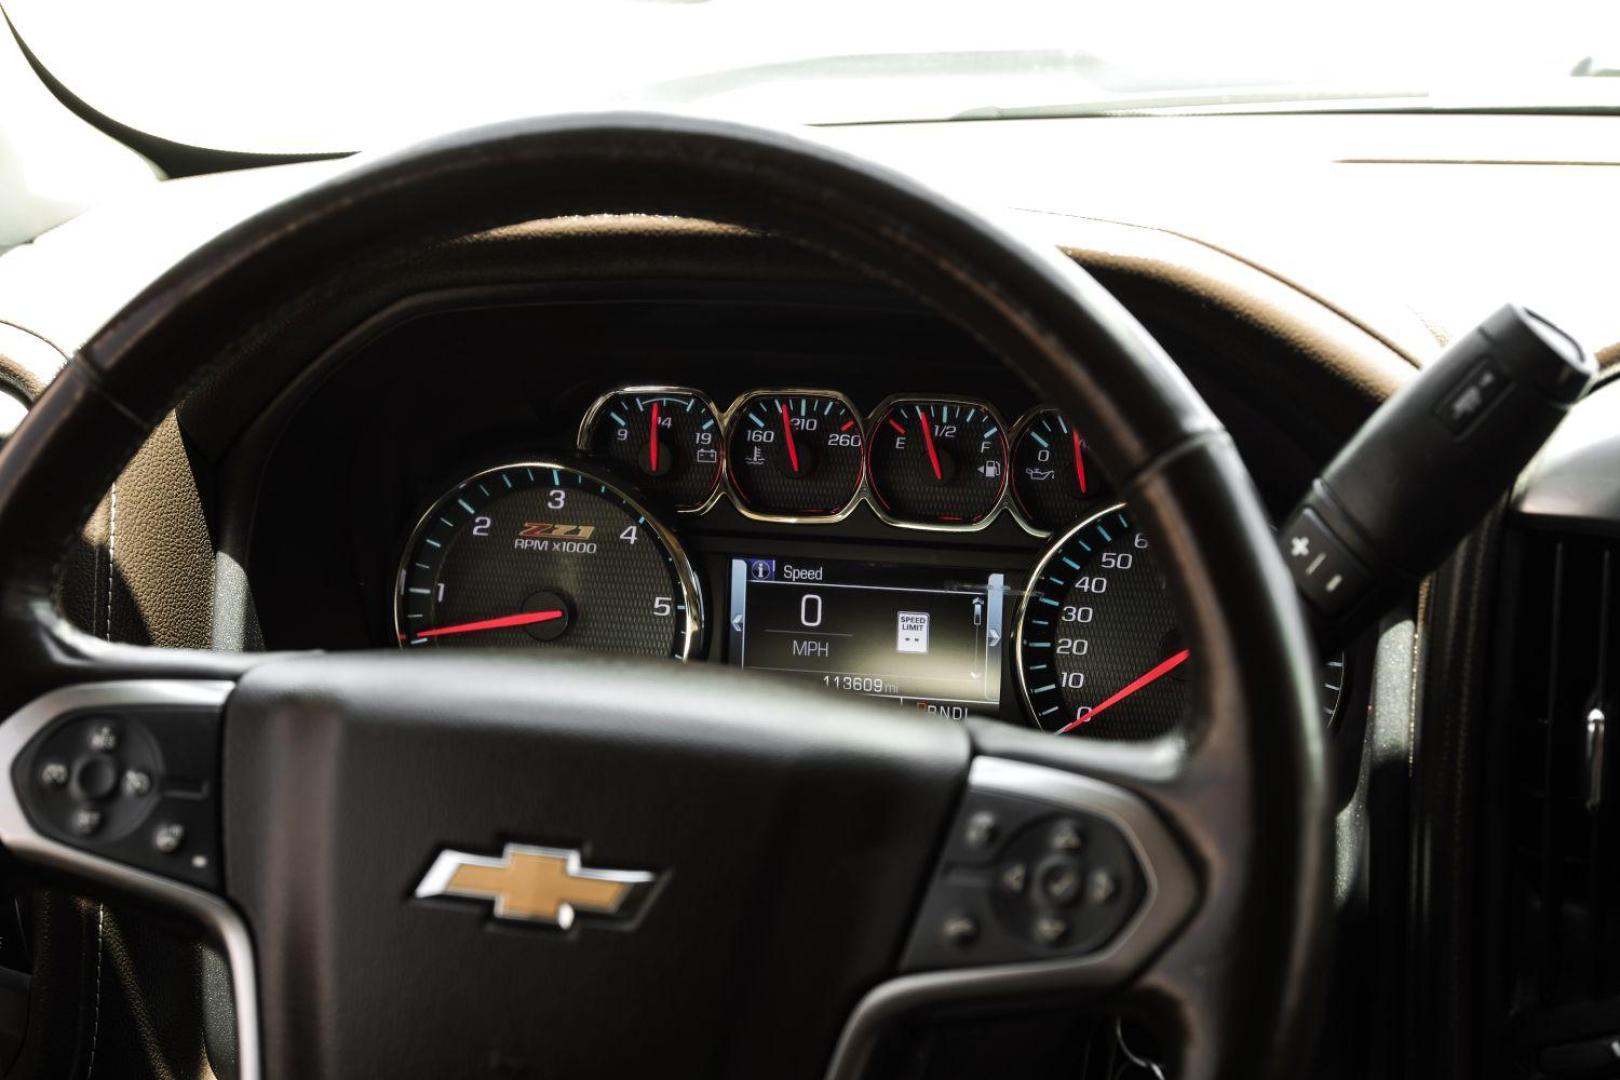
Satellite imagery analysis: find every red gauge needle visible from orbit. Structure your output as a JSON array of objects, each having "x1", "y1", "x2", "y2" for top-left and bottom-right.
[
  {"x1": 1072, "y1": 429, "x2": 1089, "y2": 495},
  {"x1": 648, "y1": 401, "x2": 661, "y2": 473},
  {"x1": 918, "y1": 410, "x2": 944, "y2": 481},
  {"x1": 780, "y1": 402, "x2": 801, "y2": 473},
  {"x1": 416, "y1": 610, "x2": 565, "y2": 639},
  {"x1": 1057, "y1": 648, "x2": 1190, "y2": 734}
]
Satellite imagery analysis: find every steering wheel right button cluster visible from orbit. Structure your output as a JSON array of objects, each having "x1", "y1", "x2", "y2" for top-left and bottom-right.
[
  {"x1": 902, "y1": 790, "x2": 1146, "y2": 972},
  {"x1": 989, "y1": 815, "x2": 1137, "y2": 954}
]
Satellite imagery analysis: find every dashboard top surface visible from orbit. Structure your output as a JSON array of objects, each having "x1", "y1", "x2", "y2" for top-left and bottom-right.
[{"x1": 6, "y1": 112, "x2": 1619, "y2": 377}]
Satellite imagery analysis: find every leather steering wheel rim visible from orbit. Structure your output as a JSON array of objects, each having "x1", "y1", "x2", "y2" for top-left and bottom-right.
[{"x1": 0, "y1": 113, "x2": 1329, "y2": 1079}]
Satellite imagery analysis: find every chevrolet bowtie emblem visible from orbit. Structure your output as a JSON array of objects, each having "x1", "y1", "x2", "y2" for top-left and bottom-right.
[{"x1": 414, "y1": 844, "x2": 659, "y2": 928}]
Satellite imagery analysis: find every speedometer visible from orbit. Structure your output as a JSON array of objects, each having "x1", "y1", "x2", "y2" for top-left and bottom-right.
[
  {"x1": 1015, "y1": 505, "x2": 1346, "y2": 738},
  {"x1": 395, "y1": 462, "x2": 701, "y2": 657},
  {"x1": 1014, "y1": 507, "x2": 1187, "y2": 738}
]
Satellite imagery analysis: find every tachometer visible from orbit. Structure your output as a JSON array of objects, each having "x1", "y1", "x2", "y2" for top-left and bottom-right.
[
  {"x1": 724, "y1": 390, "x2": 864, "y2": 521},
  {"x1": 867, "y1": 396, "x2": 1008, "y2": 529},
  {"x1": 395, "y1": 462, "x2": 701, "y2": 657},
  {"x1": 578, "y1": 387, "x2": 724, "y2": 512}
]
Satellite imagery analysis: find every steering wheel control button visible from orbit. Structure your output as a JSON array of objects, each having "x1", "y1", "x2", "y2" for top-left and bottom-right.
[
  {"x1": 1089, "y1": 869, "x2": 1119, "y2": 904},
  {"x1": 903, "y1": 790, "x2": 1147, "y2": 972},
  {"x1": 1037, "y1": 857, "x2": 1084, "y2": 907},
  {"x1": 963, "y1": 811, "x2": 999, "y2": 850},
  {"x1": 152, "y1": 824, "x2": 185, "y2": 854},
  {"x1": 1049, "y1": 820, "x2": 1084, "y2": 853},
  {"x1": 1033, "y1": 915, "x2": 1068, "y2": 947},
  {"x1": 12, "y1": 705, "x2": 222, "y2": 891},
  {"x1": 941, "y1": 913, "x2": 980, "y2": 948},
  {"x1": 72, "y1": 755, "x2": 119, "y2": 801},
  {"x1": 70, "y1": 808, "x2": 103, "y2": 836},
  {"x1": 86, "y1": 723, "x2": 119, "y2": 753}
]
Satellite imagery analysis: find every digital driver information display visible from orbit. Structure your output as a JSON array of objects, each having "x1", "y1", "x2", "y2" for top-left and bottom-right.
[{"x1": 727, "y1": 557, "x2": 1005, "y2": 717}]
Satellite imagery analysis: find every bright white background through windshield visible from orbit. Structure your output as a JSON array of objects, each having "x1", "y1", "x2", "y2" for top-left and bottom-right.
[{"x1": 7, "y1": 0, "x2": 1620, "y2": 151}]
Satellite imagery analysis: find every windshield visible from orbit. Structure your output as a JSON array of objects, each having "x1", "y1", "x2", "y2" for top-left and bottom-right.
[{"x1": 7, "y1": 0, "x2": 1620, "y2": 153}]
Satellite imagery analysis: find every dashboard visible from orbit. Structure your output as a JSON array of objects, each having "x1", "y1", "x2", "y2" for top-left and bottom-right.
[
  {"x1": 242, "y1": 289, "x2": 1359, "y2": 741},
  {"x1": 1, "y1": 108, "x2": 1605, "y2": 1079}
]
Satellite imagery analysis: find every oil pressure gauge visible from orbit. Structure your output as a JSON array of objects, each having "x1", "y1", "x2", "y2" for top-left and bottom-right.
[{"x1": 1009, "y1": 407, "x2": 1114, "y2": 534}]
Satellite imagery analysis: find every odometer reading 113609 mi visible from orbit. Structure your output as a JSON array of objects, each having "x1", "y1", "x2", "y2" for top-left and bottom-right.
[{"x1": 395, "y1": 462, "x2": 702, "y2": 657}]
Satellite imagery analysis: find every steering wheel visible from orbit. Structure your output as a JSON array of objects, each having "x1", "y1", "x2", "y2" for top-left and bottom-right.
[{"x1": 0, "y1": 115, "x2": 1329, "y2": 1080}]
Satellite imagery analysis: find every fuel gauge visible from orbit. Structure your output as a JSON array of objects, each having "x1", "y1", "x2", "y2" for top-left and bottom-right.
[{"x1": 867, "y1": 396, "x2": 1009, "y2": 529}]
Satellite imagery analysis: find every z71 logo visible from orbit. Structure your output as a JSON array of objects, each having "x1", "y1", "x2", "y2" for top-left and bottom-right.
[{"x1": 519, "y1": 523, "x2": 596, "y2": 539}]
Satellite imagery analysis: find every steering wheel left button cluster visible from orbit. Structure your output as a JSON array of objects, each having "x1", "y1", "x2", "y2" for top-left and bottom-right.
[{"x1": 12, "y1": 707, "x2": 220, "y2": 889}]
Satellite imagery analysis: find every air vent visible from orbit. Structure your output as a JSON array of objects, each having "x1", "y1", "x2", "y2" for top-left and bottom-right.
[{"x1": 1499, "y1": 529, "x2": 1620, "y2": 1072}]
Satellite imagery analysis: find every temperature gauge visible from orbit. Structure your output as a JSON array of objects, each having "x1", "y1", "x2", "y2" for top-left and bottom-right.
[
  {"x1": 724, "y1": 390, "x2": 865, "y2": 521},
  {"x1": 579, "y1": 387, "x2": 724, "y2": 512},
  {"x1": 867, "y1": 396, "x2": 1009, "y2": 529},
  {"x1": 1009, "y1": 407, "x2": 1114, "y2": 534}
]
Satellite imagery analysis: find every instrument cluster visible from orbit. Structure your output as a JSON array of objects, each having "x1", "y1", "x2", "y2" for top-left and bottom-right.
[
  {"x1": 577, "y1": 385, "x2": 1115, "y2": 536},
  {"x1": 390, "y1": 381, "x2": 1351, "y2": 740}
]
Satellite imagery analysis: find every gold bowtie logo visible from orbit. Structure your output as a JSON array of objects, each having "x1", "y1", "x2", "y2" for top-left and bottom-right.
[{"x1": 415, "y1": 844, "x2": 659, "y2": 928}]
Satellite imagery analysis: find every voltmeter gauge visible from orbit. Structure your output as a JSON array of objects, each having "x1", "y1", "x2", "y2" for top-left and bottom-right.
[
  {"x1": 579, "y1": 387, "x2": 724, "y2": 512},
  {"x1": 866, "y1": 397, "x2": 1009, "y2": 529},
  {"x1": 724, "y1": 390, "x2": 865, "y2": 521}
]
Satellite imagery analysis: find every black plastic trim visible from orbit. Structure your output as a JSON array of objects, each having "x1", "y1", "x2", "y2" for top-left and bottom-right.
[{"x1": 2, "y1": 9, "x2": 349, "y2": 179}]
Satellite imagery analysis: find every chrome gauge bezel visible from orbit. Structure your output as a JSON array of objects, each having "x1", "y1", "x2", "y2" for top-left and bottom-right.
[
  {"x1": 575, "y1": 385, "x2": 727, "y2": 515},
  {"x1": 570, "y1": 384, "x2": 1093, "y2": 537},
  {"x1": 719, "y1": 387, "x2": 868, "y2": 525},
  {"x1": 392, "y1": 459, "x2": 705, "y2": 660},
  {"x1": 863, "y1": 393, "x2": 1012, "y2": 534},
  {"x1": 1013, "y1": 503, "x2": 1350, "y2": 734},
  {"x1": 1007, "y1": 404, "x2": 1114, "y2": 539},
  {"x1": 1012, "y1": 504, "x2": 1131, "y2": 732},
  {"x1": 1005, "y1": 405, "x2": 1057, "y2": 538}
]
